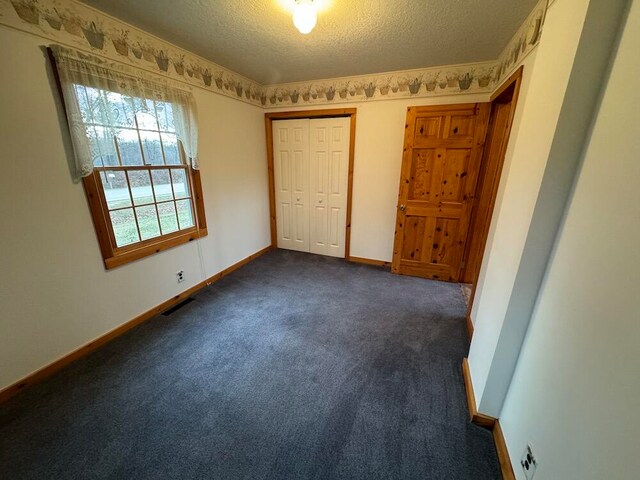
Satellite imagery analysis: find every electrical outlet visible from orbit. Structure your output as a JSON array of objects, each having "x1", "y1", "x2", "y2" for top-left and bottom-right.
[
  {"x1": 176, "y1": 270, "x2": 184, "y2": 283},
  {"x1": 520, "y1": 444, "x2": 538, "y2": 479}
]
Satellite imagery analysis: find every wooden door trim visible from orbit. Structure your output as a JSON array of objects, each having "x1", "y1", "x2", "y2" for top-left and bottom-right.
[
  {"x1": 391, "y1": 106, "x2": 418, "y2": 273},
  {"x1": 265, "y1": 109, "x2": 357, "y2": 259},
  {"x1": 465, "y1": 67, "x2": 524, "y2": 314},
  {"x1": 490, "y1": 66, "x2": 524, "y2": 102}
]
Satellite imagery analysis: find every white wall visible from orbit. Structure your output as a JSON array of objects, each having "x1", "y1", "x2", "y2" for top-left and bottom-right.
[
  {"x1": 268, "y1": 92, "x2": 490, "y2": 262},
  {"x1": 0, "y1": 26, "x2": 270, "y2": 390},
  {"x1": 500, "y1": 1, "x2": 639, "y2": 477},
  {"x1": 468, "y1": 0, "x2": 590, "y2": 412}
]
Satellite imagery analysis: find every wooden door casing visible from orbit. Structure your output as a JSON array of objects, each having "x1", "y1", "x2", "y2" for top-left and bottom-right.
[
  {"x1": 391, "y1": 104, "x2": 490, "y2": 282},
  {"x1": 461, "y1": 101, "x2": 513, "y2": 283}
]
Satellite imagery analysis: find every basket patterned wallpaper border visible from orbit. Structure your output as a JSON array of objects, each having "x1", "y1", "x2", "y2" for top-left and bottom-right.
[
  {"x1": 0, "y1": 0, "x2": 266, "y2": 105},
  {"x1": 493, "y1": 0, "x2": 547, "y2": 86},
  {"x1": 263, "y1": 0, "x2": 547, "y2": 107},
  {"x1": 0, "y1": 0, "x2": 547, "y2": 108}
]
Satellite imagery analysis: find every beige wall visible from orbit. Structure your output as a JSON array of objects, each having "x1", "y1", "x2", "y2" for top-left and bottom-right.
[
  {"x1": 268, "y1": 93, "x2": 490, "y2": 262},
  {"x1": 468, "y1": 0, "x2": 593, "y2": 415},
  {"x1": 0, "y1": 26, "x2": 270, "y2": 390},
  {"x1": 0, "y1": 16, "x2": 492, "y2": 392},
  {"x1": 500, "y1": 1, "x2": 639, "y2": 477},
  {"x1": 469, "y1": 0, "x2": 630, "y2": 419}
]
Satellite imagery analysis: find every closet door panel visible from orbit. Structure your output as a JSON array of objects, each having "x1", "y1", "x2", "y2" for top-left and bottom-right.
[
  {"x1": 310, "y1": 123, "x2": 329, "y2": 254},
  {"x1": 327, "y1": 117, "x2": 351, "y2": 257},
  {"x1": 273, "y1": 119, "x2": 310, "y2": 252}
]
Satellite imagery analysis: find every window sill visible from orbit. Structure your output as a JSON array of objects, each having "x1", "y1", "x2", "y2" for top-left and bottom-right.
[{"x1": 103, "y1": 228, "x2": 208, "y2": 270}]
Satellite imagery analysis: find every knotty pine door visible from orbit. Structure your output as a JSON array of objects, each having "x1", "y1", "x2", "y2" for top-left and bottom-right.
[
  {"x1": 391, "y1": 104, "x2": 490, "y2": 282},
  {"x1": 273, "y1": 117, "x2": 350, "y2": 257}
]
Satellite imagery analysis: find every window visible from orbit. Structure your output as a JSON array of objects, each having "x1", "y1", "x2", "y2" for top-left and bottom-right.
[
  {"x1": 83, "y1": 87, "x2": 198, "y2": 247},
  {"x1": 51, "y1": 46, "x2": 206, "y2": 269}
]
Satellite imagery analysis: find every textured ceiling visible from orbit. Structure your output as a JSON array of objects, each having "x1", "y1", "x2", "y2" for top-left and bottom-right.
[{"x1": 80, "y1": 0, "x2": 539, "y2": 85}]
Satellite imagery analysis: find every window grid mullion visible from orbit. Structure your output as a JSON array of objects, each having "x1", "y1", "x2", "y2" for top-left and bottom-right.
[
  {"x1": 152, "y1": 100, "x2": 169, "y2": 166},
  {"x1": 175, "y1": 198, "x2": 194, "y2": 230},
  {"x1": 176, "y1": 171, "x2": 196, "y2": 226},
  {"x1": 96, "y1": 165, "x2": 188, "y2": 172},
  {"x1": 104, "y1": 191, "x2": 184, "y2": 214},
  {"x1": 124, "y1": 170, "x2": 143, "y2": 243},
  {"x1": 168, "y1": 168, "x2": 178, "y2": 201},
  {"x1": 153, "y1": 203, "x2": 163, "y2": 235},
  {"x1": 133, "y1": 113, "x2": 147, "y2": 166},
  {"x1": 80, "y1": 86, "x2": 95, "y2": 124},
  {"x1": 148, "y1": 169, "x2": 159, "y2": 204},
  {"x1": 113, "y1": 136, "x2": 124, "y2": 166},
  {"x1": 188, "y1": 200, "x2": 196, "y2": 229},
  {"x1": 80, "y1": 121, "x2": 174, "y2": 135},
  {"x1": 81, "y1": 86, "x2": 107, "y2": 168},
  {"x1": 98, "y1": 90, "x2": 119, "y2": 167},
  {"x1": 75, "y1": 87, "x2": 101, "y2": 168},
  {"x1": 171, "y1": 200, "x2": 180, "y2": 231},
  {"x1": 122, "y1": 168, "x2": 136, "y2": 208}
]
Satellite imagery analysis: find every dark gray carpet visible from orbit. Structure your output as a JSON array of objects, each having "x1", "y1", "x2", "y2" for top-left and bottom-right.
[{"x1": 0, "y1": 250, "x2": 500, "y2": 479}]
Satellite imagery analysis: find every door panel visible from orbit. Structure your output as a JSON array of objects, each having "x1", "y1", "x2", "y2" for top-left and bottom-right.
[
  {"x1": 329, "y1": 207, "x2": 340, "y2": 247},
  {"x1": 392, "y1": 104, "x2": 490, "y2": 281},
  {"x1": 313, "y1": 204, "x2": 327, "y2": 248},
  {"x1": 280, "y1": 203, "x2": 291, "y2": 241},
  {"x1": 310, "y1": 117, "x2": 350, "y2": 257},
  {"x1": 273, "y1": 120, "x2": 309, "y2": 252}
]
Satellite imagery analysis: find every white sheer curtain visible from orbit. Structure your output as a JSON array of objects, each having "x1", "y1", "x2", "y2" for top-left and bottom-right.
[{"x1": 51, "y1": 45, "x2": 199, "y2": 180}]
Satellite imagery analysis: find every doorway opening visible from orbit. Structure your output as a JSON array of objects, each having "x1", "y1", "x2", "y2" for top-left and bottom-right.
[
  {"x1": 461, "y1": 67, "x2": 524, "y2": 332},
  {"x1": 390, "y1": 68, "x2": 523, "y2": 331},
  {"x1": 265, "y1": 109, "x2": 357, "y2": 259}
]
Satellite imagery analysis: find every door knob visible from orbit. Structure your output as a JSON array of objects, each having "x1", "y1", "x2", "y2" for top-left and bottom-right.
[
  {"x1": 296, "y1": 197, "x2": 301, "y2": 202},
  {"x1": 399, "y1": 204, "x2": 406, "y2": 211},
  {"x1": 318, "y1": 199, "x2": 323, "y2": 203}
]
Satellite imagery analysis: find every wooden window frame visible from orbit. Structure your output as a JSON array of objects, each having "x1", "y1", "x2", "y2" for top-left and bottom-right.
[
  {"x1": 84, "y1": 163, "x2": 207, "y2": 270},
  {"x1": 46, "y1": 49, "x2": 207, "y2": 270}
]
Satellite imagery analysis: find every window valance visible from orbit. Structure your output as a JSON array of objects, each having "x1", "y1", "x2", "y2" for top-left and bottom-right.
[{"x1": 50, "y1": 45, "x2": 199, "y2": 179}]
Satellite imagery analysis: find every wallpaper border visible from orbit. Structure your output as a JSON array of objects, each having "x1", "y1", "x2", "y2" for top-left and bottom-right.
[
  {"x1": 0, "y1": 0, "x2": 547, "y2": 109},
  {"x1": 0, "y1": 0, "x2": 266, "y2": 106}
]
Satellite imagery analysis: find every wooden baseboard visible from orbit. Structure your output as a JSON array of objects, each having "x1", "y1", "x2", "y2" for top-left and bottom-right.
[
  {"x1": 205, "y1": 245, "x2": 272, "y2": 284},
  {"x1": 348, "y1": 256, "x2": 392, "y2": 268},
  {"x1": 493, "y1": 420, "x2": 516, "y2": 480},
  {"x1": 461, "y1": 358, "x2": 496, "y2": 429},
  {"x1": 466, "y1": 313, "x2": 474, "y2": 341},
  {"x1": 462, "y1": 358, "x2": 515, "y2": 479},
  {"x1": 0, "y1": 245, "x2": 272, "y2": 404}
]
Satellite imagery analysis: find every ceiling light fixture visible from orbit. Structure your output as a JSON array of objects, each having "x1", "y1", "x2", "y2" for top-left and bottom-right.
[{"x1": 293, "y1": 0, "x2": 317, "y2": 34}]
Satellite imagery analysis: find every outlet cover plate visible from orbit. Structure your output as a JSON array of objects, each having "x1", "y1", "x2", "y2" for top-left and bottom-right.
[{"x1": 520, "y1": 444, "x2": 537, "y2": 479}]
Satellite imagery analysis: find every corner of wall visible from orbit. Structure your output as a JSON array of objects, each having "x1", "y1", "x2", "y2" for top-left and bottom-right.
[{"x1": 468, "y1": 0, "x2": 632, "y2": 420}]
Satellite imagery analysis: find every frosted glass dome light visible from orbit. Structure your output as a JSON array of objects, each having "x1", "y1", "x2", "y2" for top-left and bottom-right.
[{"x1": 293, "y1": 1, "x2": 317, "y2": 34}]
